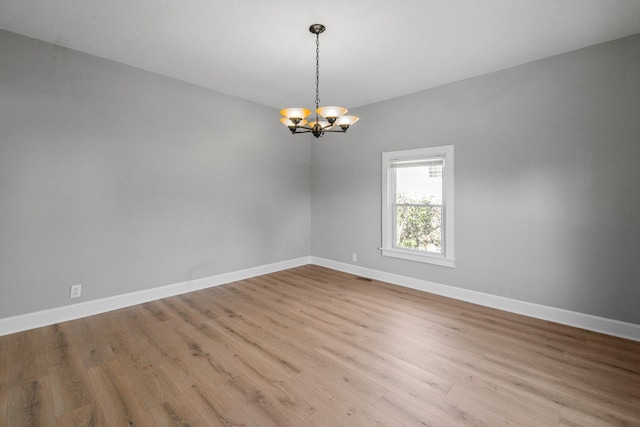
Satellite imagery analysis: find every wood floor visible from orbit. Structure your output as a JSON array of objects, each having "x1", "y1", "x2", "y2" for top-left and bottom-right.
[{"x1": 1, "y1": 265, "x2": 640, "y2": 426}]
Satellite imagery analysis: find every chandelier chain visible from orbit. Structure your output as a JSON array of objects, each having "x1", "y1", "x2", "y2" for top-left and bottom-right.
[{"x1": 315, "y1": 31, "x2": 320, "y2": 113}]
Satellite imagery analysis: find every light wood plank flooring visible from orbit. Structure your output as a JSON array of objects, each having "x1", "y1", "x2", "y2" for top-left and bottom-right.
[{"x1": 2, "y1": 265, "x2": 639, "y2": 426}]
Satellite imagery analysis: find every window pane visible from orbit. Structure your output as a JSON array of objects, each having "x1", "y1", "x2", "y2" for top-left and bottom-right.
[
  {"x1": 395, "y1": 205, "x2": 442, "y2": 253},
  {"x1": 394, "y1": 161, "x2": 443, "y2": 205}
]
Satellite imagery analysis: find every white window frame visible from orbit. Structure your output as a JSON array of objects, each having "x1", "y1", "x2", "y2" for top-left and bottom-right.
[{"x1": 381, "y1": 145, "x2": 455, "y2": 267}]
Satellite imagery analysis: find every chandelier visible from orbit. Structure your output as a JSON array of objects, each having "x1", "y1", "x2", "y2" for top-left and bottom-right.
[{"x1": 280, "y1": 24, "x2": 359, "y2": 139}]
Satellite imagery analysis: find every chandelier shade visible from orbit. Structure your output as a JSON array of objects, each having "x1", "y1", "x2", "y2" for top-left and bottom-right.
[
  {"x1": 280, "y1": 118, "x2": 308, "y2": 130},
  {"x1": 279, "y1": 108, "x2": 311, "y2": 121},
  {"x1": 336, "y1": 115, "x2": 360, "y2": 129},
  {"x1": 280, "y1": 24, "x2": 359, "y2": 139},
  {"x1": 308, "y1": 120, "x2": 331, "y2": 129},
  {"x1": 315, "y1": 106, "x2": 348, "y2": 123}
]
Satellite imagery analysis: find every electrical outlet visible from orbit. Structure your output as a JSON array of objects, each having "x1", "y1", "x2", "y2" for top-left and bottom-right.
[
  {"x1": 70, "y1": 284, "x2": 82, "y2": 299},
  {"x1": 352, "y1": 253, "x2": 357, "y2": 262}
]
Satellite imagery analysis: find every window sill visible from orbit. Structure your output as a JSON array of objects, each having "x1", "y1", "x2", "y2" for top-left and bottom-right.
[{"x1": 381, "y1": 247, "x2": 456, "y2": 268}]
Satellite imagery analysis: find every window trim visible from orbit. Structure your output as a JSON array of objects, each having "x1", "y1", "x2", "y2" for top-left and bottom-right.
[{"x1": 381, "y1": 145, "x2": 455, "y2": 268}]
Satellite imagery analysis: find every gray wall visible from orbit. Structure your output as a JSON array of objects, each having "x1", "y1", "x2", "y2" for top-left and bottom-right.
[
  {"x1": 0, "y1": 30, "x2": 311, "y2": 318},
  {"x1": 2, "y1": 27, "x2": 639, "y2": 326},
  {"x1": 311, "y1": 33, "x2": 640, "y2": 324}
]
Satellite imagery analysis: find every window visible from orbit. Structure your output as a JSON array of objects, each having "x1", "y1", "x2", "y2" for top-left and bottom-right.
[{"x1": 382, "y1": 145, "x2": 455, "y2": 267}]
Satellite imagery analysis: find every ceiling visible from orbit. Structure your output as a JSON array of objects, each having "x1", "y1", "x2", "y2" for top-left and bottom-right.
[{"x1": 2, "y1": 0, "x2": 640, "y2": 111}]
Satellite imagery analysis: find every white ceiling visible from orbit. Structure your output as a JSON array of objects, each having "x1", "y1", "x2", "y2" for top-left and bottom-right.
[{"x1": 2, "y1": 0, "x2": 640, "y2": 111}]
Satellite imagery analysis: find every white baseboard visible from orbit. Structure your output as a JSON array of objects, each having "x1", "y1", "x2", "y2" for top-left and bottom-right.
[
  {"x1": 310, "y1": 256, "x2": 640, "y2": 342},
  {"x1": 3, "y1": 255, "x2": 639, "y2": 342},
  {"x1": 0, "y1": 256, "x2": 311, "y2": 336}
]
